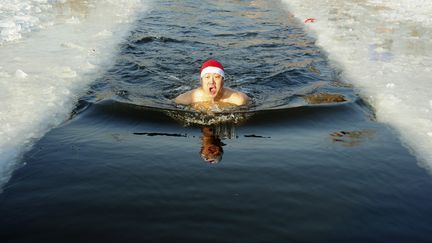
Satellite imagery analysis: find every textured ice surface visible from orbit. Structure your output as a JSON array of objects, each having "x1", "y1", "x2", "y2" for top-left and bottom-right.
[
  {"x1": 0, "y1": 0, "x2": 150, "y2": 190},
  {"x1": 0, "y1": 0, "x2": 56, "y2": 44},
  {"x1": 282, "y1": 0, "x2": 432, "y2": 169}
]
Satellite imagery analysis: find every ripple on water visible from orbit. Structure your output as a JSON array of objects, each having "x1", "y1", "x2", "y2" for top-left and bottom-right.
[{"x1": 81, "y1": 0, "x2": 357, "y2": 124}]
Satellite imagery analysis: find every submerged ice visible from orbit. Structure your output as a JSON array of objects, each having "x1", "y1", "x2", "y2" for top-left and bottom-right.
[
  {"x1": 0, "y1": 0, "x2": 150, "y2": 190},
  {"x1": 282, "y1": 0, "x2": 432, "y2": 168}
]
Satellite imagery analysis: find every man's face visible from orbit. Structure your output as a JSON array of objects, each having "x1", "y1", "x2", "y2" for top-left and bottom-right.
[{"x1": 201, "y1": 73, "x2": 224, "y2": 98}]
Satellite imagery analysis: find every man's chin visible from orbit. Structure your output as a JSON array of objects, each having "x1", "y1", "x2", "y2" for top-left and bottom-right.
[
  {"x1": 212, "y1": 89, "x2": 221, "y2": 97},
  {"x1": 206, "y1": 92, "x2": 217, "y2": 99}
]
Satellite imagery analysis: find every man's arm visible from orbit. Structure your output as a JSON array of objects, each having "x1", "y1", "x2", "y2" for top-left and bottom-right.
[
  {"x1": 227, "y1": 91, "x2": 249, "y2": 106},
  {"x1": 174, "y1": 90, "x2": 194, "y2": 105}
]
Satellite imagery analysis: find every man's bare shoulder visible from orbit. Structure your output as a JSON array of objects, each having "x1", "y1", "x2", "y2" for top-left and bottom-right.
[
  {"x1": 174, "y1": 88, "x2": 205, "y2": 105},
  {"x1": 174, "y1": 89, "x2": 193, "y2": 105},
  {"x1": 222, "y1": 88, "x2": 249, "y2": 106}
]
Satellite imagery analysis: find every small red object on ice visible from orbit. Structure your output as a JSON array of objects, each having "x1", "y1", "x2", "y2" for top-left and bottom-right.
[{"x1": 304, "y1": 18, "x2": 316, "y2": 23}]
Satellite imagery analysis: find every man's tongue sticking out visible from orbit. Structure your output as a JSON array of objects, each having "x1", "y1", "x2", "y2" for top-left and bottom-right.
[{"x1": 209, "y1": 83, "x2": 217, "y2": 96}]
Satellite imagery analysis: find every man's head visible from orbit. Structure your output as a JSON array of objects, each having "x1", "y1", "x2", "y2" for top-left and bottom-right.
[{"x1": 200, "y1": 59, "x2": 225, "y2": 98}]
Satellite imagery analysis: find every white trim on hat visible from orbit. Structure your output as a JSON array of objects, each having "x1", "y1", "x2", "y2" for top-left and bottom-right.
[{"x1": 200, "y1": 66, "x2": 225, "y2": 78}]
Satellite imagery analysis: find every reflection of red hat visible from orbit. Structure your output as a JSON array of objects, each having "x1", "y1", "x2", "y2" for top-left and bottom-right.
[{"x1": 200, "y1": 59, "x2": 225, "y2": 78}]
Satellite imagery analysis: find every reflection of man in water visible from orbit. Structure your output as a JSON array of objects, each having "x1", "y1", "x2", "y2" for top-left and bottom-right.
[
  {"x1": 174, "y1": 60, "x2": 249, "y2": 108},
  {"x1": 200, "y1": 127, "x2": 224, "y2": 164}
]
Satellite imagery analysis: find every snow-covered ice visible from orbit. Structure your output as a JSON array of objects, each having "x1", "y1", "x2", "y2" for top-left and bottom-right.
[
  {"x1": 282, "y1": 0, "x2": 432, "y2": 169},
  {"x1": 0, "y1": 0, "x2": 151, "y2": 190}
]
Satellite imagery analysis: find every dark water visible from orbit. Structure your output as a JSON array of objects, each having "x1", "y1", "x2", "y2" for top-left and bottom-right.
[{"x1": 2, "y1": 0, "x2": 432, "y2": 242}]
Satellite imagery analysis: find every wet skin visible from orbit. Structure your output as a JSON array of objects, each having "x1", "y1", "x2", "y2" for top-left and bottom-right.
[{"x1": 174, "y1": 73, "x2": 249, "y2": 107}]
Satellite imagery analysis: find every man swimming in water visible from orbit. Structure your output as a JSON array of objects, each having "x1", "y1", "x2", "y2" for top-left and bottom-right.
[{"x1": 174, "y1": 59, "x2": 249, "y2": 107}]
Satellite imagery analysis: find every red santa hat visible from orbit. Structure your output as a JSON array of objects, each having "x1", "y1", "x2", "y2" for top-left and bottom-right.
[{"x1": 200, "y1": 59, "x2": 225, "y2": 78}]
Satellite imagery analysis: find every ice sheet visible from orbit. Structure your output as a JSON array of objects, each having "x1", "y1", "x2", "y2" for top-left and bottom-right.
[
  {"x1": 282, "y1": 0, "x2": 432, "y2": 169},
  {"x1": 0, "y1": 0, "x2": 151, "y2": 190}
]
